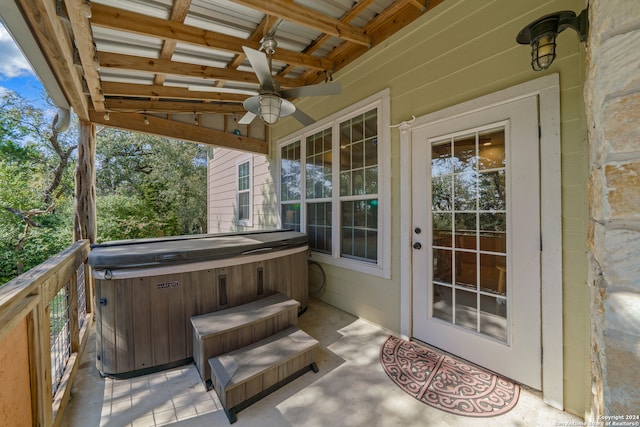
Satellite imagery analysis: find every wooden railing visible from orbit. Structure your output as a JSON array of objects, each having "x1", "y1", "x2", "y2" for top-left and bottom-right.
[{"x1": 0, "y1": 240, "x2": 92, "y2": 427}]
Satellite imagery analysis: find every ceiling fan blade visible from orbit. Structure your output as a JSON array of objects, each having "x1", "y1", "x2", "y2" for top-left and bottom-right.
[
  {"x1": 242, "y1": 46, "x2": 276, "y2": 92},
  {"x1": 187, "y1": 86, "x2": 257, "y2": 96},
  {"x1": 291, "y1": 108, "x2": 315, "y2": 126},
  {"x1": 238, "y1": 111, "x2": 256, "y2": 125},
  {"x1": 280, "y1": 81, "x2": 341, "y2": 99}
]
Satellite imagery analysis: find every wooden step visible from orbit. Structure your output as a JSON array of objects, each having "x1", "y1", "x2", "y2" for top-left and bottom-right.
[
  {"x1": 209, "y1": 327, "x2": 319, "y2": 424},
  {"x1": 190, "y1": 292, "x2": 299, "y2": 383}
]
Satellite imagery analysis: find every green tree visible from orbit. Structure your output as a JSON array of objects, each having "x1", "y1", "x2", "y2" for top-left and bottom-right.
[
  {"x1": 0, "y1": 92, "x2": 76, "y2": 283},
  {"x1": 95, "y1": 128, "x2": 207, "y2": 241}
]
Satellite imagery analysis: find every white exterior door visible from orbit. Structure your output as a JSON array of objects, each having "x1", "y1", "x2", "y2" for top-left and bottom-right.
[{"x1": 411, "y1": 95, "x2": 541, "y2": 389}]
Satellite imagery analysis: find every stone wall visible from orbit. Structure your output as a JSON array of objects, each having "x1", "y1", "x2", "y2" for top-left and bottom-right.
[{"x1": 586, "y1": 0, "x2": 640, "y2": 419}]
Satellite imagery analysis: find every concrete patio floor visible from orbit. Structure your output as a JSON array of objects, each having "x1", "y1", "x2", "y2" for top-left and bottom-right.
[{"x1": 61, "y1": 297, "x2": 582, "y2": 426}]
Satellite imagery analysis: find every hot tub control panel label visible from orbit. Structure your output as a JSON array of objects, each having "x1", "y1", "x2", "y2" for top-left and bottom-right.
[{"x1": 156, "y1": 281, "x2": 179, "y2": 289}]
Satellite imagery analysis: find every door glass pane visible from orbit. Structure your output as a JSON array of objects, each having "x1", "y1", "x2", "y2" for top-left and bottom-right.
[
  {"x1": 433, "y1": 249, "x2": 452, "y2": 284},
  {"x1": 433, "y1": 284, "x2": 452, "y2": 322},
  {"x1": 479, "y1": 254, "x2": 507, "y2": 296},
  {"x1": 479, "y1": 170, "x2": 505, "y2": 211},
  {"x1": 479, "y1": 213, "x2": 506, "y2": 253},
  {"x1": 455, "y1": 289, "x2": 477, "y2": 331},
  {"x1": 454, "y1": 213, "x2": 476, "y2": 250},
  {"x1": 432, "y1": 213, "x2": 452, "y2": 247},
  {"x1": 455, "y1": 250, "x2": 476, "y2": 289},
  {"x1": 430, "y1": 127, "x2": 508, "y2": 342},
  {"x1": 480, "y1": 294, "x2": 507, "y2": 341}
]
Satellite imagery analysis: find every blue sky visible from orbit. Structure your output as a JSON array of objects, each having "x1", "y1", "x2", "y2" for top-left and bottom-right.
[{"x1": 0, "y1": 20, "x2": 46, "y2": 102}]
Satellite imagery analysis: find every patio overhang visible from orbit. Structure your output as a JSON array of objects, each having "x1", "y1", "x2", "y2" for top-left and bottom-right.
[{"x1": 2, "y1": 0, "x2": 443, "y2": 153}]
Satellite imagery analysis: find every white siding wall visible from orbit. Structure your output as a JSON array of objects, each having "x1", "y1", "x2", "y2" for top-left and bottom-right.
[{"x1": 208, "y1": 148, "x2": 277, "y2": 233}]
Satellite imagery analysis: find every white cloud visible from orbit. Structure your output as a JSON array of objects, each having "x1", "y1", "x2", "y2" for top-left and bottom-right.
[{"x1": 0, "y1": 23, "x2": 35, "y2": 79}]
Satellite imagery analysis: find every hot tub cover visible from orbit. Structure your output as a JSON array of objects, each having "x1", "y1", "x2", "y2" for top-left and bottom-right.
[{"x1": 88, "y1": 230, "x2": 307, "y2": 270}]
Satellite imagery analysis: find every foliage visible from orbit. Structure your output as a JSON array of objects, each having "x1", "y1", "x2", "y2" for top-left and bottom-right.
[
  {"x1": 95, "y1": 128, "x2": 207, "y2": 242},
  {"x1": 0, "y1": 91, "x2": 208, "y2": 285},
  {"x1": 0, "y1": 92, "x2": 76, "y2": 283}
]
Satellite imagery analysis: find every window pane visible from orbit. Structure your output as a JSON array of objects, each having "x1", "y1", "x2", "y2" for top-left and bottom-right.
[
  {"x1": 339, "y1": 108, "x2": 379, "y2": 198},
  {"x1": 306, "y1": 128, "x2": 332, "y2": 199},
  {"x1": 281, "y1": 141, "x2": 301, "y2": 201},
  {"x1": 238, "y1": 192, "x2": 250, "y2": 221},
  {"x1": 281, "y1": 204, "x2": 300, "y2": 231},
  {"x1": 238, "y1": 161, "x2": 250, "y2": 191},
  {"x1": 341, "y1": 199, "x2": 377, "y2": 262},
  {"x1": 307, "y1": 202, "x2": 332, "y2": 254}
]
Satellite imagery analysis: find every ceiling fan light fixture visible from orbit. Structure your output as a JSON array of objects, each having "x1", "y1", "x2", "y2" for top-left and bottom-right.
[{"x1": 258, "y1": 94, "x2": 282, "y2": 125}]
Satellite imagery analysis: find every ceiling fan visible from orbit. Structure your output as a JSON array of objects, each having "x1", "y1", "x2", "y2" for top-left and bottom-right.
[{"x1": 189, "y1": 36, "x2": 341, "y2": 126}]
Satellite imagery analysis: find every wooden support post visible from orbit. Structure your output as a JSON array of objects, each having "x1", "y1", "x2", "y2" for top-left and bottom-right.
[{"x1": 73, "y1": 121, "x2": 97, "y2": 243}]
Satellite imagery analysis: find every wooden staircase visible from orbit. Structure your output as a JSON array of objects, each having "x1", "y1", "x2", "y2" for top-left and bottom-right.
[{"x1": 191, "y1": 293, "x2": 319, "y2": 423}]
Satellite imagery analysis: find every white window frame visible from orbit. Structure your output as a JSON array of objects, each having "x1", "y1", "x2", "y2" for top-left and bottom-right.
[
  {"x1": 236, "y1": 155, "x2": 253, "y2": 227},
  {"x1": 277, "y1": 89, "x2": 391, "y2": 278}
]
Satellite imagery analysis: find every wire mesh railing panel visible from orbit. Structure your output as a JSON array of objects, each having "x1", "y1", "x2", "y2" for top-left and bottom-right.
[
  {"x1": 50, "y1": 285, "x2": 71, "y2": 397},
  {"x1": 76, "y1": 264, "x2": 87, "y2": 329}
]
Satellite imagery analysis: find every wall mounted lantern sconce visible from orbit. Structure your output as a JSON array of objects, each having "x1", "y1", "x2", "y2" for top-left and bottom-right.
[{"x1": 516, "y1": 9, "x2": 588, "y2": 71}]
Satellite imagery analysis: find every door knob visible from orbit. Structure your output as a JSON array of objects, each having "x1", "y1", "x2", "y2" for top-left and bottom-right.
[{"x1": 413, "y1": 242, "x2": 422, "y2": 250}]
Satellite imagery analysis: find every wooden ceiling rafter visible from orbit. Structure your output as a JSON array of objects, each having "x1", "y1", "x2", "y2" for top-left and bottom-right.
[
  {"x1": 90, "y1": 4, "x2": 333, "y2": 73},
  {"x1": 276, "y1": 0, "x2": 376, "y2": 79},
  {"x1": 16, "y1": 0, "x2": 89, "y2": 120},
  {"x1": 105, "y1": 99, "x2": 246, "y2": 114},
  {"x1": 64, "y1": 0, "x2": 105, "y2": 113},
  {"x1": 301, "y1": 0, "x2": 442, "y2": 85},
  {"x1": 101, "y1": 82, "x2": 249, "y2": 103},
  {"x1": 89, "y1": 110, "x2": 268, "y2": 154},
  {"x1": 14, "y1": 0, "x2": 446, "y2": 154},
  {"x1": 153, "y1": 0, "x2": 192, "y2": 89},
  {"x1": 96, "y1": 51, "x2": 305, "y2": 88},
  {"x1": 229, "y1": 0, "x2": 373, "y2": 47}
]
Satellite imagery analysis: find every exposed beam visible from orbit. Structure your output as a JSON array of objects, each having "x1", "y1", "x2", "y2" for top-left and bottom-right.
[
  {"x1": 154, "y1": 0, "x2": 192, "y2": 87},
  {"x1": 90, "y1": 111, "x2": 268, "y2": 154},
  {"x1": 97, "y1": 52, "x2": 305, "y2": 87},
  {"x1": 16, "y1": 0, "x2": 89, "y2": 120},
  {"x1": 96, "y1": 52, "x2": 249, "y2": 84},
  {"x1": 230, "y1": 0, "x2": 372, "y2": 46},
  {"x1": 304, "y1": 0, "x2": 441, "y2": 84},
  {"x1": 278, "y1": 0, "x2": 375, "y2": 78},
  {"x1": 101, "y1": 82, "x2": 249, "y2": 103},
  {"x1": 226, "y1": 15, "x2": 280, "y2": 73},
  {"x1": 407, "y1": 0, "x2": 427, "y2": 12},
  {"x1": 90, "y1": 4, "x2": 333, "y2": 71},
  {"x1": 65, "y1": 0, "x2": 105, "y2": 113},
  {"x1": 105, "y1": 99, "x2": 245, "y2": 114}
]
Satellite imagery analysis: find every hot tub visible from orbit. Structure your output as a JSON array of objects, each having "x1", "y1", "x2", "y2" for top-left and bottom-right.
[{"x1": 88, "y1": 230, "x2": 308, "y2": 378}]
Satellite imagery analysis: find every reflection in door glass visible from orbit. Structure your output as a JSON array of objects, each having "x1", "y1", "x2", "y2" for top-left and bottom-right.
[{"x1": 430, "y1": 127, "x2": 508, "y2": 342}]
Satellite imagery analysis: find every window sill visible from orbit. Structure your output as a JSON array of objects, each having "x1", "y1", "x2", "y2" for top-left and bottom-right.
[{"x1": 307, "y1": 252, "x2": 390, "y2": 279}]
